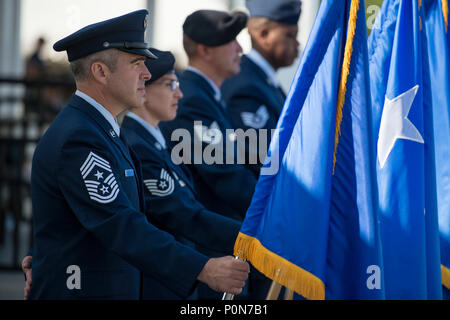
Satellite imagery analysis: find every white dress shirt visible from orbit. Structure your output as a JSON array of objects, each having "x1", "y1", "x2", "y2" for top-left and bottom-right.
[
  {"x1": 126, "y1": 111, "x2": 167, "y2": 149},
  {"x1": 75, "y1": 90, "x2": 121, "y2": 137},
  {"x1": 186, "y1": 66, "x2": 223, "y2": 103},
  {"x1": 246, "y1": 49, "x2": 280, "y2": 88}
]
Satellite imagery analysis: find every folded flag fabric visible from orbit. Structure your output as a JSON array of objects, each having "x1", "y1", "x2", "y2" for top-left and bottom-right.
[
  {"x1": 368, "y1": 0, "x2": 442, "y2": 299},
  {"x1": 234, "y1": 0, "x2": 385, "y2": 300},
  {"x1": 420, "y1": 0, "x2": 450, "y2": 296}
]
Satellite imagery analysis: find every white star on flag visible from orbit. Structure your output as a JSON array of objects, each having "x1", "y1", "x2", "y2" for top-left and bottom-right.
[{"x1": 377, "y1": 84, "x2": 424, "y2": 168}]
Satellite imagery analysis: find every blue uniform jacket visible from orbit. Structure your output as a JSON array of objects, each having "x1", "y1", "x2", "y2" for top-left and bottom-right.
[
  {"x1": 160, "y1": 70, "x2": 258, "y2": 222},
  {"x1": 222, "y1": 54, "x2": 286, "y2": 127},
  {"x1": 221, "y1": 55, "x2": 286, "y2": 175},
  {"x1": 120, "y1": 115, "x2": 241, "y2": 299},
  {"x1": 29, "y1": 95, "x2": 208, "y2": 299}
]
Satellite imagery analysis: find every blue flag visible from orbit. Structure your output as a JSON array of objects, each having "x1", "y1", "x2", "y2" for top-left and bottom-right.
[
  {"x1": 422, "y1": 0, "x2": 450, "y2": 297},
  {"x1": 368, "y1": 0, "x2": 442, "y2": 299},
  {"x1": 234, "y1": 0, "x2": 385, "y2": 300}
]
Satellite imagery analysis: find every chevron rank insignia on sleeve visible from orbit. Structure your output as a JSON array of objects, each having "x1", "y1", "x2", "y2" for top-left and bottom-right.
[
  {"x1": 80, "y1": 152, "x2": 120, "y2": 204},
  {"x1": 143, "y1": 168, "x2": 175, "y2": 197},
  {"x1": 241, "y1": 105, "x2": 269, "y2": 129}
]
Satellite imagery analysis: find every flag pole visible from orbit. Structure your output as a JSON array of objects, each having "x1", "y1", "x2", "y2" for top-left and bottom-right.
[
  {"x1": 265, "y1": 281, "x2": 282, "y2": 300},
  {"x1": 222, "y1": 256, "x2": 244, "y2": 300},
  {"x1": 284, "y1": 288, "x2": 294, "y2": 300},
  {"x1": 222, "y1": 291, "x2": 235, "y2": 300}
]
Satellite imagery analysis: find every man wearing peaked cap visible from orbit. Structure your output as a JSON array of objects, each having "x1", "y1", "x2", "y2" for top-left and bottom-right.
[
  {"x1": 159, "y1": 9, "x2": 264, "y2": 300},
  {"x1": 53, "y1": 9, "x2": 157, "y2": 61},
  {"x1": 26, "y1": 10, "x2": 249, "y2": 300},
  {"x1": 222, "y1": 0, "x2": 301, "y2": 176}
]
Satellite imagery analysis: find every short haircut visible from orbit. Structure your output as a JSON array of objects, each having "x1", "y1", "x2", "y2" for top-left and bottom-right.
[
  {"x1": 70, "y1": 49, "x2": 119, "y2": 82},
  {"x1": 247, "y1": 17, "x2": 279, "y2": 46},
  {"x1": 182, "y1": 33, "x2": 199, "y2": 60}
]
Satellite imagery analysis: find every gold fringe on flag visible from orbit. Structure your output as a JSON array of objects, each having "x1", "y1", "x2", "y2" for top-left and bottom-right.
[
  {"x1": 442, "y1": 264, "x2": 450, "y2": 289},
  {"x1": 234, "y1": 232, "x2": 325, "y2": 300},
  {"x1": 333, "y1": 0, "x2": 360, "y2": 174},
  {"x1": 443, "y1": 0, "x2": 449, "y2": 33}
]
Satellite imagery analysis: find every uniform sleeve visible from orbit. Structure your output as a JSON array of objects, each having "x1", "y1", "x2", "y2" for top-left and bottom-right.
[
  {"x1": 169, "y1": 109, "x2": 258, "y2": 220},
  {"x1": 227, "y1": 94, "x2": 275, "y2": 131},
  {"x1": 135, "y1": 145, "x2": 242, "y2": 255},
  {"x1": 56, "y1": 133, "x2": 209, "y2": 297},
  {"x1": 224, "y1": 82, "x2": 278, "y2": 130},
  {"x1": 224, "y1": 87, "x2": 281, "y2": 177}
]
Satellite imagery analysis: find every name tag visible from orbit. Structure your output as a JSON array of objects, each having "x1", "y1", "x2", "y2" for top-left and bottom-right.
[{"x1": 124, "y1": 169, "x2": 134, "y2": 177}]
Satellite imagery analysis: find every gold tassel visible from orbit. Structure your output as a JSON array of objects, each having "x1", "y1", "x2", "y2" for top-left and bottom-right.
[
  {"x1": 234, "y1": 232, "x2": 325, "y2": 300},
  {"x1": 442, "y1": 264, "x2": 450, "y2": 289},
  {"x1": 333, "y1": 0, "x2": 360, "y2": 175},
  {"x1": 443, "y1": 0, "x2": 449, "y2": 33}
]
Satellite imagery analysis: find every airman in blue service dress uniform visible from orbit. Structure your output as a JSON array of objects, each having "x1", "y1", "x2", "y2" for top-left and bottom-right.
[
  {"x1": 221, "y1": 0, "x2": 301, "y2": 176},
  {"x1": 28, "y1": 10, "x2": 249, "y2": 300},
  {"x1": 120, "y1": 48, "x2": 242, "y2": 299},
  {"x1": 159, "y1": 9, "x2": 269, "y2": 300},
  {"x1": 160, "y1": 10, "x2": 258, "y2": 223}
]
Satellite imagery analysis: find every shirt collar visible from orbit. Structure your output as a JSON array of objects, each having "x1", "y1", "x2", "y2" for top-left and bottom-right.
[
  {"x1": 75, "y1": 90, "x2": 121, "y2": 137},
  {"x1": 186, "y1": 66, "x2": 222, "y2": 102},
  {"x1": 126, "y1": 112, "x2": 167, "y2": 149},
  {"x1": 246, "y1": 49, "x2": 279, "y2": 87}
]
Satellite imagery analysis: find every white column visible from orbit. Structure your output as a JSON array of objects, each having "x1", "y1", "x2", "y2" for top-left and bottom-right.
[
  {"x1": 0, "y1": 0, "x2": 23, "y2": 120},
  {"x1": 0, "y1": 0, "x2": 22, "y2": 77},
  {"x1": 228, "y1": 0, "x2": 245, "y2": 11},
  {"x1": 298, "y1": 0, "x2": 320, "y2": 52},
  {"x1": 146, "y1": 0, "x2": 156, "y2": 46}
]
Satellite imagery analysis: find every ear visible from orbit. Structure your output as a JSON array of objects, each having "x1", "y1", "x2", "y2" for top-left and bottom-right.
[
  {"x1": 90, "y1": 61, "x2": 110, "y2": 85},
  {"x1": 259, "y1": 26, "x2": 270, "y2": 40},
  {"x1": 197, "y1": 44, "x2": 213, "y2": 61}
]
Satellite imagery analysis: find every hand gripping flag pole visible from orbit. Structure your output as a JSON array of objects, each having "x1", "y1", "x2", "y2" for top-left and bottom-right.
[{"x1": 222, "y1": 256, "x2": 244, "y2": 300}]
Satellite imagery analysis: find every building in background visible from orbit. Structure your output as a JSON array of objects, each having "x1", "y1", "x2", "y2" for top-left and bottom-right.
[{"x1": 16, "y1": 0, "x2": 321, "y2": 92}]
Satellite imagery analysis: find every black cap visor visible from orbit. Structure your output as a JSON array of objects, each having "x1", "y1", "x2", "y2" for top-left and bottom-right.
[{"x1": 102, "y1": 41, "x2": 157, "y2": 59}]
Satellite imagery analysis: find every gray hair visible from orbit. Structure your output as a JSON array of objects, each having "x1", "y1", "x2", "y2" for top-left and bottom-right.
[{"x1": 70, "y1": 49, "x2": 119, "y2": 82}]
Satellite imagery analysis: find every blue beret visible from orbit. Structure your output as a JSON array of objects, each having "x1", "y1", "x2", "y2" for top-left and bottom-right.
[
  {"x1": 183, "y1": 10, "x2": 248, "y2": 46},
  {"x1": 53, "y1": 10, "x2": 157, "y2": 62},
  {"x1": 246, "y1": 0, "x2": 302, "y2": 25},
  {"x1": 144, "y1": 48, "x2": 175, "y2": 86}
]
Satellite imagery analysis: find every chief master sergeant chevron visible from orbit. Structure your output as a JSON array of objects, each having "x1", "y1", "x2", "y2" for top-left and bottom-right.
[{"x1": 28, "y1": 9, "x2": 249, "y2": 299}]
